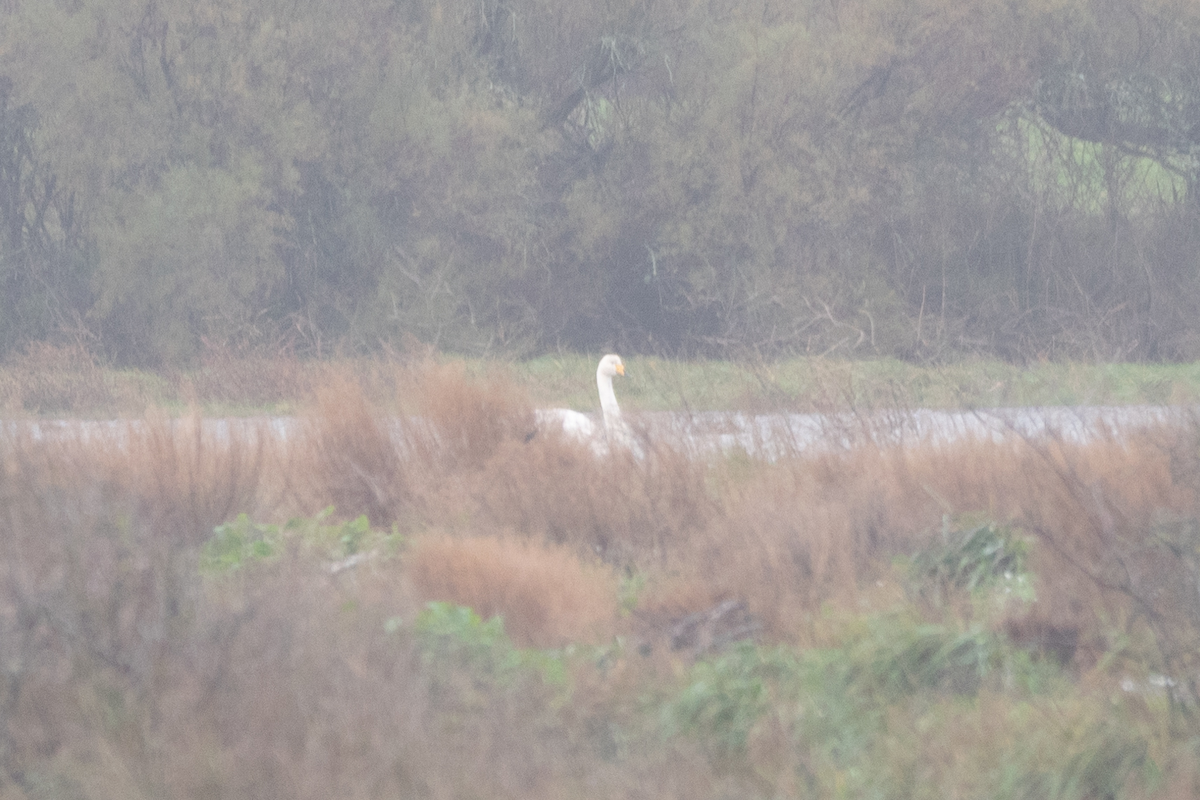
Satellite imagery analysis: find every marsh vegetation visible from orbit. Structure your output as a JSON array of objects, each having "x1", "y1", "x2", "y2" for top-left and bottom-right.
[{"x1": 3, "y1": 359, "x2": 1200, "y2": 798}]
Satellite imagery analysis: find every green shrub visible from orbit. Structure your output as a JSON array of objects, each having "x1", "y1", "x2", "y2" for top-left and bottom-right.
[
  {"x1": 413, "y1": 601, "x2": 567, "y2": 687},
  {"x1": 201, "y1": 508, "x2": 389, "y2": 573},
  {"x1": 911, "y1": 516, "x2": 1034, "y2": 608},
  {"x1": 662, "y1": 643, "x2": 786, "y2": 757},
  {"x1": 661, "y1": 612, "x2": 1069, "y2": 779},
  {"x1": 202, "y1": 513, "x2": 282, "y2": 572}
]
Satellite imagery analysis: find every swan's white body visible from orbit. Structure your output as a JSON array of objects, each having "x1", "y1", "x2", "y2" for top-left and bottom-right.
[
  {"x1": 536, "y1": 354, "x2": 632, "y2": 452},
  {"x1": 535, "y1": 407, "x2": 597, "y2": 439}
]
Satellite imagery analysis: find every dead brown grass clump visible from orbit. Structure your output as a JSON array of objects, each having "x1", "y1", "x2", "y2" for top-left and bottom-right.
[
  {"x1": 1, "y1": 412, "x2": 270, "y2": 548},
  {"x1": 475, "y1": 434, "x2": 720, "y2": 564},
  {"x1": 287, "y1": 360, "x2": 539, "y2": 525},
  {"x1": 413, "y1": 361, "x2": 537, "y2": 471},
  {"x1": 292, "y1": 373, "x2": 410, "y2": 524},
  {"x1": 688, "y1": 460, "x2": 871, "y2": 636},
  {"x1": 115, "y1": 412, "x2": 272, "y2": 543},
  {"x1": 406, "y1": 534, "x2": 618, "y2": 647}
]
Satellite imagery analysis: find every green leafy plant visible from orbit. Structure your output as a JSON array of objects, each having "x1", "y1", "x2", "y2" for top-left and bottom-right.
[
  {"x1": 201, "y1": 513, "x2": 281, "y2": 572},
  {"x1": 617, "y1": 570, "x2": 646, "y2": 616},
  {"x1": 662, "y1": 643, "x2": 780, "y2": 756},
  {"x1": 337, "y1": 513, "x2": 371, "y2": 555},
  {"x1": 202, "y1": 508, "x2": 388, "y2": 573},
  {"x1": 661, "y1": 611, "x2": 1066, "y2": 772},
  {"x1": 911, "y1": 516, "x2": 1033, "y2": 607},
  {"x1": 414, "y1": 602, "x2": 567, "y2": 686},
  {"x1": 844, "y1": 618, "x2": 998, "y2": 698}
]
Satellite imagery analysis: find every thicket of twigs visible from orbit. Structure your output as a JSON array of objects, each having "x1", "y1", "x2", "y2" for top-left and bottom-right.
[{"x1": 6, "y1": 0, "x2": 1200, "y2": 363}]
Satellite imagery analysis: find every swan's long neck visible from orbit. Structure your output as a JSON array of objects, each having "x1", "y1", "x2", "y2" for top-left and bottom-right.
[{"x1": 597, "y1": 368, "x2": 623, "y2": 438}]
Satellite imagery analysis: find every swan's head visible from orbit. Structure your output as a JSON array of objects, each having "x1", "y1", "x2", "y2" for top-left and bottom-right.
[{"x1": 598, "y1": 354, "x2": 625, "y2": 378}]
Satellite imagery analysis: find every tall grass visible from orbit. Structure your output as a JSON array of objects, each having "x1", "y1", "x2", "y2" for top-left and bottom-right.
[{"x1": 3, "y1": 360, "x2": 1200, "y2": 797}]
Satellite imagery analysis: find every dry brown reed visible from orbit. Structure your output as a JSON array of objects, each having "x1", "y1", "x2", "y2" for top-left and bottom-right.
[
  {"x1": 120, "y1": 412, "x2": 271, "y2": 543},
  {"x1": 474, "y1": 434, "x2": 719, "y2": 564},
  {"x1": 291, "y1": 371, "x2": 411, "y2": 524},
  {"x1": 406, "y1": 534, "x2": 618, "y2": 647},
  {"x1": 0, "y1": 411, "x2": 277, "y2": 797},
  {"x1": 413, "y1": 360, "x2": 537, "y2": 470},
  {"x1": 0, "y1": 342, "x2": 149, "y2": 416},
  {"x1": 286, "y1": 360, "x2": 539, "y2": 525}
]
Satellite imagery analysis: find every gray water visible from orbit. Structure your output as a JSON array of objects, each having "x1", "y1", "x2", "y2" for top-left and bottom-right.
[
  {"x1": 5, "y1": 405, "x2": 1194, "y2": 460},
  {"x1": 637, "y1": 405, "x2": 1193, "y2": 458}
]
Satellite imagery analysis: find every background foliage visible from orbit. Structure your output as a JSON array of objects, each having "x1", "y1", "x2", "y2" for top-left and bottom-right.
[{"x1": 4, "y1": 0, "x2": 1200, "y2": 365}]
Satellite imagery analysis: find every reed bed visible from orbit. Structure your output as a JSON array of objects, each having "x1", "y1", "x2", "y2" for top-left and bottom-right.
[{"x1": 2, "y1": 361, "x2": 1200, "y2": 798}]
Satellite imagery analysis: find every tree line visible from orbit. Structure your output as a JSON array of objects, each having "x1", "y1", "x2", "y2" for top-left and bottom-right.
[{"x1": 2, "y1": 0, "x2": 1200, "y2": 365}]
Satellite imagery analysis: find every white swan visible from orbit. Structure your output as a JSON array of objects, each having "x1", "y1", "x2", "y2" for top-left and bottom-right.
[
  {"x1": 535, "y1": 354, "x2": 633, "y2": 451},
  {"x1": 595, "y1": 353, "x2": 633, "y2": 448}
]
